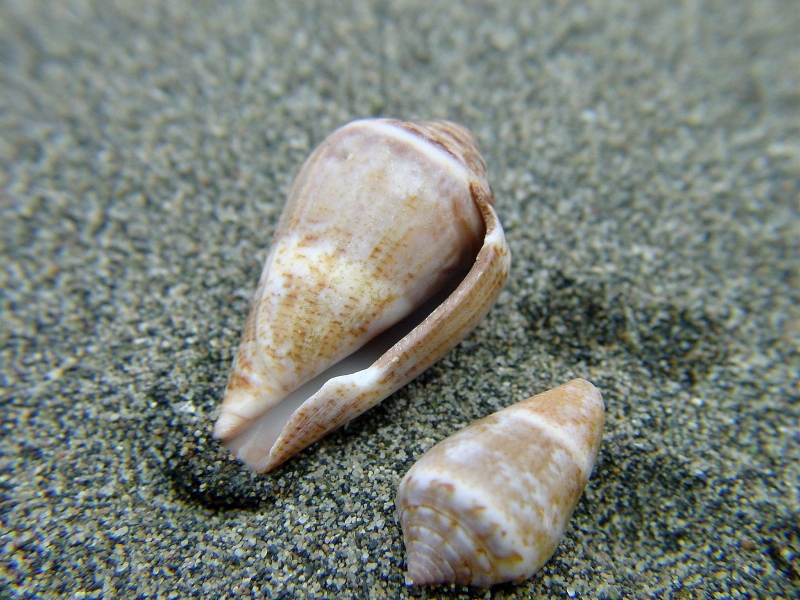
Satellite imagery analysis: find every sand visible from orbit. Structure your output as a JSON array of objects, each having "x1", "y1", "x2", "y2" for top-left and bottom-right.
[{"x1": 2, "y1": 1, "x2": 798, "y2": 597}]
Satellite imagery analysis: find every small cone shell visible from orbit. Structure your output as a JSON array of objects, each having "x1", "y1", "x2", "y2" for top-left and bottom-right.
[
  {"x1": 214, "y1": 119, "x2": 510, "y2": 473},
  {"x1": 396, "y1": 378, "x2": 604, "y2": 588}
]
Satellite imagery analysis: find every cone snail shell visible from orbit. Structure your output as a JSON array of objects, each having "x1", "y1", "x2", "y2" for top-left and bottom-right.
[
  {"x1": 395, "y1": 378, "x2": 604, "y2": 587},
  {"x1": 214, "y1": 118, "x2": 510, "y2": 473}
]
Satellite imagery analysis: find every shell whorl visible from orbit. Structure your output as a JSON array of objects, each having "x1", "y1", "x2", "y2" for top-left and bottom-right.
[
  {"x1": 391, "y1": 120, "x2": 492, "y2": 202},
  {"x1": 396, "y1": 378, "x2": 604, "y2": 587}
]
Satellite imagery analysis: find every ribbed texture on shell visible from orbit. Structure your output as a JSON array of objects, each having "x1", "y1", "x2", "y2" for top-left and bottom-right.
[
  {"x1": 401, "y1": 505, "x2": 497, "y2": 587},
  {"x1": 396, "y1": 379, "x2": 604, "y2": 587}
]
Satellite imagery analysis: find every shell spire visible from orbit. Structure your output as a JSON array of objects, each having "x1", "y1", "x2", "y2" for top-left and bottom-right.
[
  {"x1": 396, "y1": 378, "x2": 605, "y2": 587},
  {"x1": 214, "y1": 119, "x2": 510, "y2": 473}
]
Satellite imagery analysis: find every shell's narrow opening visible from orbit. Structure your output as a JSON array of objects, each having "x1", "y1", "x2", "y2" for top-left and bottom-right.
[{"x1": 222, "y1": 271, "x2": 467, "y2": 471}]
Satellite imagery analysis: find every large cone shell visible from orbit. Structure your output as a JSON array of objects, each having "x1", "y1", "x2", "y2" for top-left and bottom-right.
[
  {"x1": 214, "y1": 119, "x2": 509, "y2": 473},
  {"x1": 396, "y1": 379, "x2": 604, "y2": 587}
]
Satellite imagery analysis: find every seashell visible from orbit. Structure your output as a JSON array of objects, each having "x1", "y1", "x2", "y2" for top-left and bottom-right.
[
  {"x1": 395, "y1": 378, "x2": 604, "y2": 587},
  {"x1": 214, "y1": 118, "x2": 510, "y2": 473}
]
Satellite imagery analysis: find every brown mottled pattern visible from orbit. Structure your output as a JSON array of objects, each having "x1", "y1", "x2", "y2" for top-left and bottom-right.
[
  {"x1": 395, "y1": 379, "x2": 604, "y2": 587},
  {"x1": 221, "y1": 272, "x2": 283, "y2": 405},
  {"x1": 264, "y1": 179, "x2": 510, "y2": 471}
]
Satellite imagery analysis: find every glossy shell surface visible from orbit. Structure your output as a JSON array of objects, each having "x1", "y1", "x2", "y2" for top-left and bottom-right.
[{"x1": 214, "y1": 119, "x2": 510, "y2": 473}]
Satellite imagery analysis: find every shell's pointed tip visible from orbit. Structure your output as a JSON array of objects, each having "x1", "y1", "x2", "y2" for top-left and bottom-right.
[{"x1": 212, "y1": 409, "x2": 250, "y2": 441}]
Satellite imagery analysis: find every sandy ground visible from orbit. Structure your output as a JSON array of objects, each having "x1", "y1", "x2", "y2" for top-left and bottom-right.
[{"x1": 1, "y1": 1, "x2": 798, "y2": 598}]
